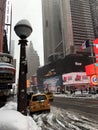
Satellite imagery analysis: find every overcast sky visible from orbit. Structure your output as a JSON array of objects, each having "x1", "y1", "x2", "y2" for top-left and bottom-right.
[{"x1": 11, "y1": 0, "x2": 44, "y2": 66}]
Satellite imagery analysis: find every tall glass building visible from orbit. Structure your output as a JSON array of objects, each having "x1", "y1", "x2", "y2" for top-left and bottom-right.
[
  {"x1": 42, "y1": 0, "x2": 62, "y2": 63},
  {"x1": 26, "y1": 41, "x2": 40, "y2": 80},
  {"x1": 42, "y1": 0, "x2": 97, "y2": 64}
]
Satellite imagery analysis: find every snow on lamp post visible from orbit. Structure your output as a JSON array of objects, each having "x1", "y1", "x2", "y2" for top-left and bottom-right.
[{"x1": 14, "y1": 19, "x2": 32, "y2": 115}]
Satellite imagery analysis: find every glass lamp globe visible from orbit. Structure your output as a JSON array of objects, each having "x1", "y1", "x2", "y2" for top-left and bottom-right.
[{"x1": 14, "y1": 19, "x2": 32, "y2": 39}]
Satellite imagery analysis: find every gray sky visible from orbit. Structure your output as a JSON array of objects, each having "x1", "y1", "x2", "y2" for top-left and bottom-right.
[{"x1": 11, "y1": 0, "x2": 44, "y2": 66}]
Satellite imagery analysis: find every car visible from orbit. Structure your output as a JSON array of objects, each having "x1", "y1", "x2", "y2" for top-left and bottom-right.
[
  {"x1": 45, "y1": 92, "x2": 54, "y2": 101},
  {"x1": 29, "y1": 93, "x2": 50, "y2": 114}
]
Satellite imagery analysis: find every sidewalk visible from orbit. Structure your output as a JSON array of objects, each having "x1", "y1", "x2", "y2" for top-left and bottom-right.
[{"x1": 54, "y1": 91, "x2": 98, "y2": 99}]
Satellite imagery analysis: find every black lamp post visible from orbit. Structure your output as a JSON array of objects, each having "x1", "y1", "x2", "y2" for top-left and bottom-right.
[{"x1": 14, "y1": 19, "x2": 32, "y2": 115}]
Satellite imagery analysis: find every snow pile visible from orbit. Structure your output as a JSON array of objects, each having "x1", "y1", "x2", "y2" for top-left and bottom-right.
[
  {"x1": 0, "y1": 110, "x2": 29, "y2": 130},
  {"x1": 0, "y1": 101, "x2": 41, "y2": 130},
  {"x1": 0, "y1": 95, "x2": 98, "y2": 130}
]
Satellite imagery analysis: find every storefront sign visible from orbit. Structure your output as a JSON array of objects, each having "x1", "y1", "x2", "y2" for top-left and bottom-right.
[
  {"x1": 75, "y1": 62, "x2": 82, "y2": 66},
  {"x1": 62, "y1": 72, "x2": 89, "y2": 85}
]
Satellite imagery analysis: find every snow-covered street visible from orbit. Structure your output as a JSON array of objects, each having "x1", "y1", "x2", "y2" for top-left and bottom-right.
[
  {"x1": 31, "y1": 106, "x2": 98, "y2": 130},
  {"x1": 0, "y1": 99, "x2": 98, "y2": 130}
]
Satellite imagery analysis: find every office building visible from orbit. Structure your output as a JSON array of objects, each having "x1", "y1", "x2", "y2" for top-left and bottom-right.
[
  {"x1": 26, "y1": 41, "x2": 40, "y2": 80},
  {"x1": 42, "y1": 0, "x2": 96, "y2": 64},
  {"x1": 42, "y1": 0, "x2": 62, "y2": 63}
]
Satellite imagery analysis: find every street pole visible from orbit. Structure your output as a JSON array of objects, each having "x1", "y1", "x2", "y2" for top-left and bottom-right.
[
  {"x1": 14, "y1": 19, "x2": 32, "y2": 115},
  {"x1": 17, "y1": 39, "x2": 27, "y2": 115}
]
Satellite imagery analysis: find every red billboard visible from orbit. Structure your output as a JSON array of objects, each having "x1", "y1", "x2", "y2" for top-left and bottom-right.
[
  {"x1": 93, "y1": 38, "x2": 98, "y2": 62},
  {"x1": 85, "y1": 63, "x2": 98, "y2": 76}
]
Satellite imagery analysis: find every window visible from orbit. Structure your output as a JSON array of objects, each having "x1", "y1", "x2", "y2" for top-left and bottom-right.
[{"x1": 32, "y1": 95, "x2": 47, "y2": 101}]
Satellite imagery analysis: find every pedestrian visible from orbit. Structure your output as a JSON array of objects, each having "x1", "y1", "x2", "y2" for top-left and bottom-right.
[
  {"x1": 89, "y1": 87, "x2": 91, "y2": 94},
  {"x1": 70, "y1": 89, "x2": 73, "y2": 94},
  {"x1": 81, "y1": 89, "x2": 83, "y2": 94},
  {"x1": 85, "y1": 88, "x2": 88, "y2": 93}
]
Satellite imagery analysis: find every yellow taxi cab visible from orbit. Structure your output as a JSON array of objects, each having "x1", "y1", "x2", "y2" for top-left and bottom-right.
[
  {"x1": 45, "y1": 92, "x2": 54, "y2": 101},
  {"x1": 29, "y1": 93, "x2": 50, "y2": 114}
]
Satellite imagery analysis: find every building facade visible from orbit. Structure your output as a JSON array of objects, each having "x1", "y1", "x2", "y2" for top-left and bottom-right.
[
  {"x1": 89, "y1": 0, "x2": 98, "y2": 38},
  {"x1": 42, "y1": 0, "x2": 62, "y2": 63},
  {"x1": 0, "y1": 0, "x2": 12, "y2": 53},
  {"x1": 5, "y1": 0, "x2": 12, "y2": 53},
  {"x1": 39, "y1": 0, "x2": 98, "y2": 90},
  {"x1": 42, "y1": 0, "x2": 97, "y2": 64},
  {"x1": 26, "y1": 41, "x2": 40, "y2": 80},
  {"x1": 0, "y1": 0, "x2": 6, "y2": 52}
]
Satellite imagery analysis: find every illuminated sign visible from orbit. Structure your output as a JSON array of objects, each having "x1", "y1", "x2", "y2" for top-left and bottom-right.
[
  {"x1": 75, "y1": 62, "x2": 82, "y2": 66},
  {"x1": 43, "y1": 76, "x2": 62, "y2": 91},
  {"x1": 0, "y1": 73, "x2": 15, "y2": 83},
  {"x1": 68, "y1": 76, "x2": 72, "y2": 80},
  {"x1": 90, "y1": 75, "x2": 98, "y2": 86},
  {"x1": 63, "y1": 76, "x2": 67, "y2": 82},
  {"x1": 75, "y1": 75, "x2": 81, "y2": 81},
  {"x1": 62, "y1": 72, "x2": 89, "y2": 85},
  {"x1": 27, "y1": 80, "x2": 30, "y2": 88},
  {"x1": 85, "y1": 63, "x2": 98, "y2": 76},
  {"x1": 0, "y1": 55, "x2": 11, "y2": 62}
]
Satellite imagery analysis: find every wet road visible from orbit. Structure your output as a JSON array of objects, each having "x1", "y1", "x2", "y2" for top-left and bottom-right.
[{"x1": 51, "y1": 96, "x2": 98, "y2": 121}]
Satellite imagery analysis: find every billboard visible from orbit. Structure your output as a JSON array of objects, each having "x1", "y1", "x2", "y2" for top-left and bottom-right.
[
  {"x1": 31, "y1": 75, "x2": 38, "y2": 86},
  {"x1": 62, "y1": 72, "x2": 89, "y2": 85},
  {"x1": 26, "y1": 80, "x2": 30, "y2": 88},
  {"x1": 85, "y1": 63, "x2": 98, "y2": 76},
  {"x1": 43, "y1": 75, "x2": 62, "y2": 92},
  {"x1": 90, "y1": 75, "x2": 98, "y2": 86}
]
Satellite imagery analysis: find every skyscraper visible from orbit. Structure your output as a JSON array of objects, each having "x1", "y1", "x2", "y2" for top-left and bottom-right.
[
  {"x1": 26, "y1": 41, "x2": 40, "y2": 80},
  {"x1": 42, "y1": 0, "x2": 62, "y2": 63},
  {"x1": 89, "y1": 0, "x2": 98, "y2": 38},
  {"x1": 42, "y1": 0, "x2": 96, "y2": 64}
]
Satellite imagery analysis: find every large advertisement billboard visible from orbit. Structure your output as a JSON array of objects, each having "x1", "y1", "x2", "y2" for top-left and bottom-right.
[
  {"x1": 43, "y1": 75, "x2": 62, "y2": 92},
  {"x1": 30, "y1": 75, "x2": 38, "y2": 86},
  {"x1": 62, "y1": 72, "x2": 90, "y2": 85}
]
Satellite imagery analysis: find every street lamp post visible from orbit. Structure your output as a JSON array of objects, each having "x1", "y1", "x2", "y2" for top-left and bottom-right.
[{"x1": 14, "y1": 19, "x2": 32, "y2": 115}]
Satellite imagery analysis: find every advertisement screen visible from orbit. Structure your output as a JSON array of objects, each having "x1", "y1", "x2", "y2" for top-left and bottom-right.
[
  {"x1": 62, "y1": 72, "x2": 89, "y2": 85},
  {"x1": 43, "y1": 76, "x2": 62, "y2": 92}
]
